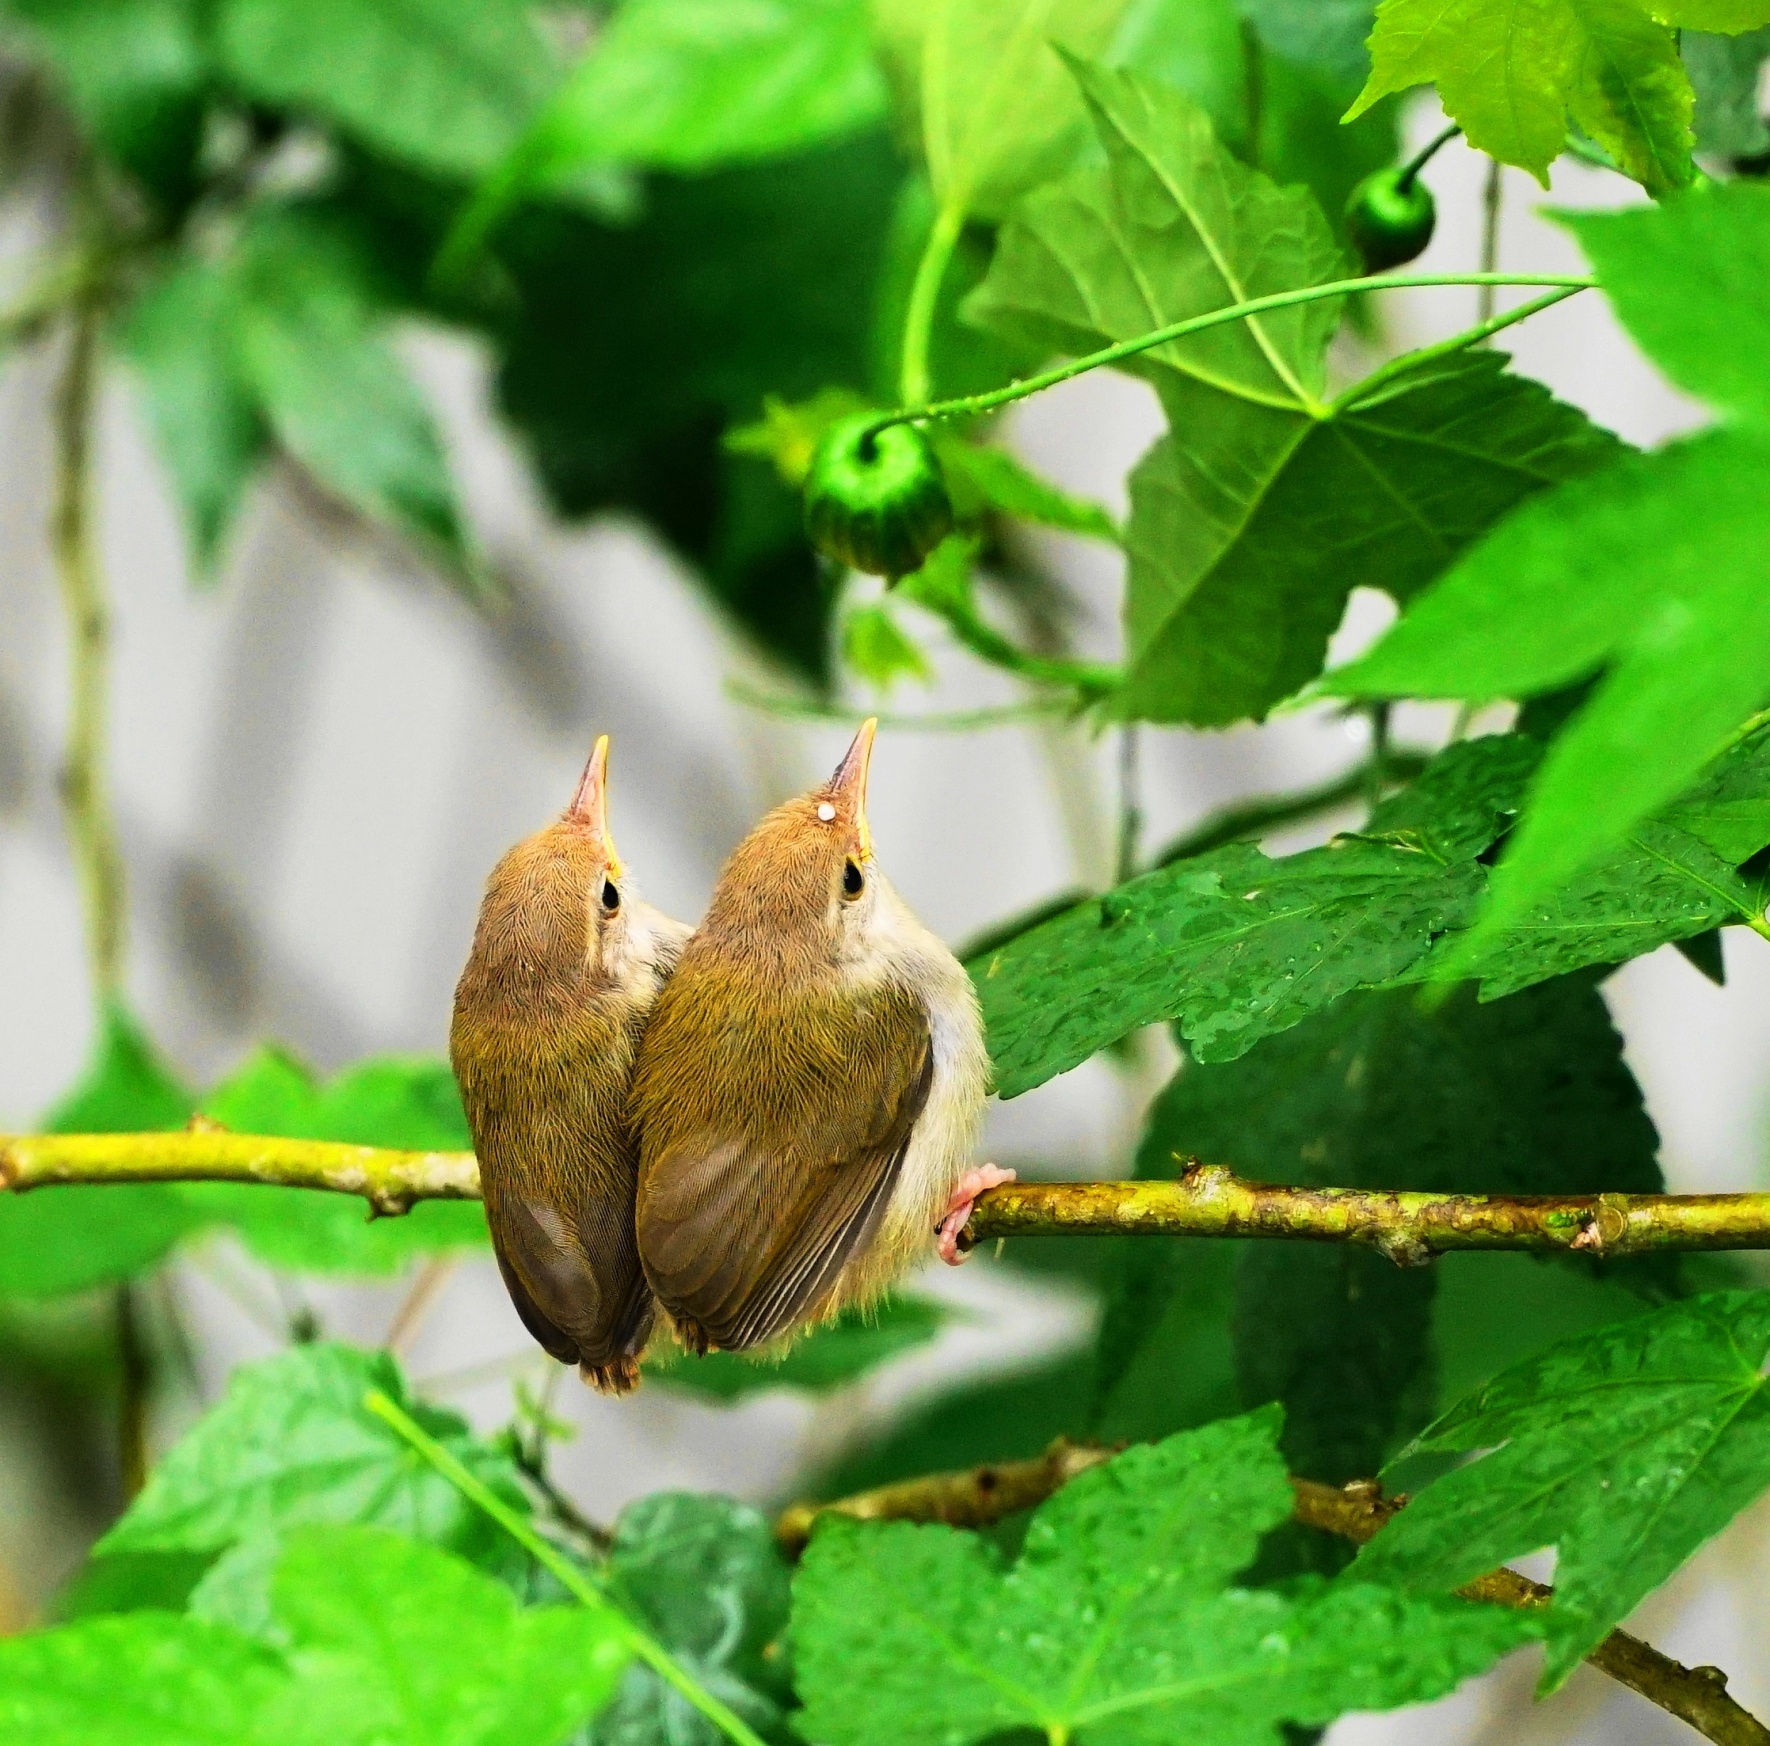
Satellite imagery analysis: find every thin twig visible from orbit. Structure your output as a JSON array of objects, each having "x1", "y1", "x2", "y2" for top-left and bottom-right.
[
  {"x1": 384, "y1": 1256, "x2": 458, "y2": 1355},
  {"x1": 1478, "y1": 158, "x2": 1504, "y2": 327},
  {"x1": 113, "y1": 1283, "x2": 150, "y2": 1500},
  {"x1": 777, "y1": 1450, "x2": 1770, "y2": 1746},
  {"x1": 52, "y1": 291, "x2": 125, "y2": 1001},
  {"x1": 11, "y1": 1141, "x2": 1770, "y2": 1260}
]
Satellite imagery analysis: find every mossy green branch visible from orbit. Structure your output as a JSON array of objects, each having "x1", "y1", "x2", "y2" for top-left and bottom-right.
[
  {"x1": 9, "y1": 1137, "x2": 1770, "y2": 1263},
  {"x1": 962, "y1": 1167, "x2": 1770, "y2": 1262},
  {"x1": 0, "y1": 1129, "x2": 481, "y2": 1216}
]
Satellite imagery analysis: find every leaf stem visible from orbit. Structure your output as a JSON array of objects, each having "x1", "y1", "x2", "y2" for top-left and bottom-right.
[
  {"x1": 870, "y1": 273, "x2": 1594, "y2": 436},
  {"x1": 1330, "y1": 284, "x2": 1585, "y2": 412},
  {"x1": 363, "y1": 1388, "x2": 769, "y2": 1746},
  {"x1": 53, "y1": 290, "x2": 126, "y2": 1002},
  {"x1": 900, "y1": 198, "x2": 967, "y2": 406},
  {"x1": 1398, "y1": 122, "x2": 1462, "y2": 190}
]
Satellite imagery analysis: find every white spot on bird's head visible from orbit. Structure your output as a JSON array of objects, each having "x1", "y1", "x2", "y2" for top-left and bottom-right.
[{"x1": 816, "y1": 802, "x2": 836, "y2": 822}]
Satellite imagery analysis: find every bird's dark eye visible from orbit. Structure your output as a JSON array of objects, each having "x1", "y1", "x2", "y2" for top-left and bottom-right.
[
  {"x1": 842, "y1": 859, "x2": 865, "y2": 899},
  {"x1": 600, "y1": 879, "x2": 620, "y2": 914}
]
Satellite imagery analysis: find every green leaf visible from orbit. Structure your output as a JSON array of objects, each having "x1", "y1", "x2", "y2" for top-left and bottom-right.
[
  {"x1": 179, "y1": 1047, "x2": 487, "y2": 1275},
  {"x1": 1356, "y1": 1291, "x2": 1770, "y2": 1689},
  {"x1": 1165, "y1": 975, "x2": 1661, "y2": 1484},
  {"x1": 1341, "y1": 430, "x2": 1770, "y2": 965},
  {"x1": 215, "y1": 0, "x2": 558, "y2": 178},
  {"x1": 840, "y1": 602, "x2": 932, "y2": 691},
  {"x1": 253, "y1": 1525, "x2": 629, "y2": 1746},
  {"x1": 968, "y1": 60, "x2": 1344, "y2": 412},
  {"x1": 972, "y1": 835, "x2": 1482, "y2": 1094},
  {"x1": 594, "y1": 1494, "x2": 791, "y2": 1746},
  {"x1": 935, "y1": 436, "x2": 1121, "y2": 541},
  {"x1": 0, "y1": 1612, "x2": 286, "y2": 1746},
  {"x1": 649, "y1": 1294, "x2": 947, "y2": 1399},
  {"x1": 1119, "y1": 352, "x2": 1618, "y2": 724},
  {"x1": 1240, "y1": 0, "x2": 1377, "y2": 89},
  {"x1": 0, "y1": 1005, "x2": 198, "y2": 1297},
  {"x1": 1329, "y1": 186, "x2": 1770, "y2": 968},
  {"x1": 1685, "y1": 26, "x2": 1770, "y2": 155},
  {"x1": 524, "y1": 0, "x2": 885, "y2": 178},
  {"x1": 1347, "y1": 0, "x2": 1699, "y2": 193},
  {"x1": 1562, "y1": 187, "x2": 1770, "y2": 424},
  {"x1": 118, "y1": 254, "x2": 267, "y2": 575},
  {"x1": 97, "y1": 1343, "x2": 531, "y2": 1570},
  {"x1": 230, "y1": 209, "x2": 477, "y2": 592},
  {"x1": 494, "y1": 134, "x2": 901, "y2": 680},
  {"x1": 794, "y1": 1411, "x2": 1536, "y2": 1746},
  {"x1": 874, "y1": 0, "x2": 1133, "y2": 219},
  {"x1": 6, "y1": 0, "x2": 206, "y2": 210}
]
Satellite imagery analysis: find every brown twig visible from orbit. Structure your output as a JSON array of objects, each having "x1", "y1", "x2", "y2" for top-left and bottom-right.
[
  {"x1": 778, "y1": 1451, "x2": 1770, "y2": 1746},
  {"x1": 10, "y1": 1143, "x2": 1770, "y2": 1263}
]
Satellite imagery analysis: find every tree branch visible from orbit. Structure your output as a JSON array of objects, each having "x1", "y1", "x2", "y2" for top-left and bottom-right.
[
  {"x1": 961, "y1": 1168, "x2": 1770, "y2": 1261},
  {"x1": 10, "y1": 1140, "x2": 1770, "y2": 1263},
  {"x1": 778, "y1": 1449, "x2": 1770, "y2": 1746}
]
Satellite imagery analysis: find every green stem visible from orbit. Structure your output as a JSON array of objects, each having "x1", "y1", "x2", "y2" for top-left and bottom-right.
[
  {"x1": 900, "y1": 198, "x2": 967, "y2": 407},
  {"x1": 871, "y1": 272, "x2": 1594, "y2": 435},
  {"x1": 364, "y1": 1389, "x2": 768, "y2": 1746},
  {"x1": 1331, "y1": 284, "x2": 1584, "y2": 411},
  {"x1": 1398, "y1": 122, "x2": 1462, "y2": 190}
]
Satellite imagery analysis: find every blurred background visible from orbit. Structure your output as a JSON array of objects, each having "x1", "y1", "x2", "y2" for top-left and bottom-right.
[{"x1": 0, "y1": 26, "x2": 1766, "y2": 1738}]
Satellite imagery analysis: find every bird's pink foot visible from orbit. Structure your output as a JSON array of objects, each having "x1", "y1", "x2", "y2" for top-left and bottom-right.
[{"x1": 936, "y1": 1165, "x2": 1017, "y2": 1265}]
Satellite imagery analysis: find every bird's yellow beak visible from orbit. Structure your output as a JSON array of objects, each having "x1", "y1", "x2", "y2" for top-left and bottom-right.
[
  {"x1": 827, "y1": 717, "x2": 877, "y2": 861},
  {"x1": 567, "y1": 733, "x2": 625, "y2": 881}
]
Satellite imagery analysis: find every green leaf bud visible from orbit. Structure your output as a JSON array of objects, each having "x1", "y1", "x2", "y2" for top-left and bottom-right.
[
  {"x1": 803, "y1": 415, "x2": 954, "y2": 580},
  {"x1": 1345, "y1": 168, "x2": 1437, "y2": 272}
]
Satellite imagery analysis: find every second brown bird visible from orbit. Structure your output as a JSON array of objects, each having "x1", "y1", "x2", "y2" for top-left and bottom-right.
[{"x1": 632, "y1": 720, "x2": 1000, "y2": 1355}]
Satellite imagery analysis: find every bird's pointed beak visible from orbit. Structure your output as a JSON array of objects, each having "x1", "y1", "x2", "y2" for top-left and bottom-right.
[
  {"x1": 567, "y1": 734, "x2": 625, "y2": 879},
  {"x1": 827, "y1": 717, "x2": 877, "y2": 860}
]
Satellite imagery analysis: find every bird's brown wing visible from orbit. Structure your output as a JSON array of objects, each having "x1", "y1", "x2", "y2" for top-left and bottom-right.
[
  {"x1": 635, "y1": 982, "x2": 932, "y2": 1351},
  {"x1": 484, "y1": 1180, "x2": 653, "y2": 1374}
]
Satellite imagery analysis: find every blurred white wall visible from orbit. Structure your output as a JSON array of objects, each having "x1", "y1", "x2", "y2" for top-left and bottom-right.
[{"x1": 0, "y1": 98, "x2": 1765, "y2": 1740}]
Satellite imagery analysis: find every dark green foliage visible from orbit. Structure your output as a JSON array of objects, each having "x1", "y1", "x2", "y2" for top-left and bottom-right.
[
  {"x1": 650, "y1": 1295, "x2": 947, "y2": 1400},
  {"x1": 594, "y1": 1494, "x2": 793, "y2": 1746},
  {"x1": 493, "y1": 135, "x2": 903, "y2": 679}
]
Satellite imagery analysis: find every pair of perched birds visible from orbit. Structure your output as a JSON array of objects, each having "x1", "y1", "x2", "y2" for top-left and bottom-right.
[{"x1": 450, "y1": 722, "x2": 1009, "y2": 1393}]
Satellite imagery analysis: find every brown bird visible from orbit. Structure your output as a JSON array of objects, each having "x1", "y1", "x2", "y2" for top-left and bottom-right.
[
  {"x1": 632, "y1": 719, "x2": 1004, "y2": 1355},
  {"x1": 451, "y1": 735, "x2": 690, "y2": 1393}
]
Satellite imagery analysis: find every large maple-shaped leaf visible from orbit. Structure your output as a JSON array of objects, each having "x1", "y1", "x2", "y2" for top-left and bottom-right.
[
  {"x1": 969, "y1": 62, "x2": 1613, "y2": 724},
  {"x1": 1357, "y1": 1292, "x2": 1770, "y2": 1689},
  {"x1": 794, "y1": 1410, "x2": 1534, "y2": 1746}
]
